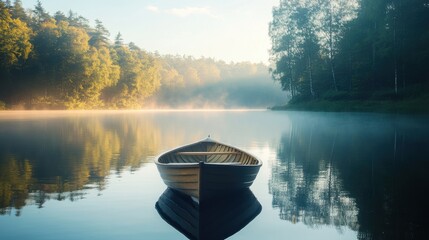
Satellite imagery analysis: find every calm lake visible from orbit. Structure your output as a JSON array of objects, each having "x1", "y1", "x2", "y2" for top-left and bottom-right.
[{"x1": 1, "y1": 110, "x2": 428, "y2": 240}]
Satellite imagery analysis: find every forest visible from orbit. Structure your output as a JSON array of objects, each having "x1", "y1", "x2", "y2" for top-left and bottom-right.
[
  {"x1": 0, "y1": 0, "x2": 282, "y2": 110},
  {"x1": 270, "y1": 0, "x2": 429, "y2": 111}
]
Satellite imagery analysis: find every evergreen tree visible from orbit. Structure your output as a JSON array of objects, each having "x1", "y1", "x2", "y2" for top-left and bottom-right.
[
  {"x1": 11, "y1": 0, "x2": 29, "y2": 23},
  {"x1": 114, "y1": 32, "x2": 123, "y2": 47},
  {"x1": 33, "y1": 0, "x2": 50, "y2": 23},
  {"x1": 89, "y1": 19, "x2": 109, "y2": 48},
  {"x1": 54, "y1": 11, "x2": 67, "y2": 23}
]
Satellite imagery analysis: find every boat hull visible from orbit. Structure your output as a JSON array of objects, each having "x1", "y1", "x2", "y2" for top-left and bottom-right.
[
  {"x1": 156, "y1": 163, "x2": 200, "y2": 199},
  {"x1": 156, "y1": 162, "x2": 261, "y2": 201},
  {"x1": 155, "y1": 138, "x2": 262, "y2": 201},
  {"x1": 199, "y1": 162, "x2": 260, "y2": 201}
]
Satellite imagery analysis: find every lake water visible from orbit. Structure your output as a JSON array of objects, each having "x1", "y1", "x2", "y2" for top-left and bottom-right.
[{"x1": 1, "y1": 110, "x2": 428, "y2": 240}]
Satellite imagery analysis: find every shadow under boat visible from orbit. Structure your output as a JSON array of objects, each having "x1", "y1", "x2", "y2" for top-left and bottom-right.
[{"x1": 155, "y1": 188, "x2": 262, "y2": 240}]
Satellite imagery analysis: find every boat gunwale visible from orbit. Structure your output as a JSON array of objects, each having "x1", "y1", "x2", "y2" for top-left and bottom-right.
[{"x1": 154, "y1": 138, "x2": 262, "y2": 167}]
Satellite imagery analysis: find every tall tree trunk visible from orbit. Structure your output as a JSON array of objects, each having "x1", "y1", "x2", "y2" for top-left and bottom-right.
[
  {"x1": 289, "y1": 64, "x2": 294, "y2": 98},
  {"x1": 329, "y1": 0, "x2": 338, "y2": 91},
  {"x1": 289, "y1": 68, "x2": 295, "y2": 97},
  {"x1": 308, "y1": 56, "x2": 315, "y2": 98}
]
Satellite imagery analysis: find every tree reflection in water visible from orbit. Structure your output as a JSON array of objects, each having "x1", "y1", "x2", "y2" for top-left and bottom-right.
[
  {"x1": 0, "y1": 114, "x2": 169, "y2": 215},
  {"x1": 269, "y1": 113, "x2": 429, "y2": 239}
]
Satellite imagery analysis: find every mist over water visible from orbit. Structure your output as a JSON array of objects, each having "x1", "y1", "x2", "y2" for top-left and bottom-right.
[{"x1": 146, "y1": 77, "x2": 286, "y2": 109}]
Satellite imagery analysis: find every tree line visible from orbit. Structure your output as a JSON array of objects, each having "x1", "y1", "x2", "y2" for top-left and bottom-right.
[
  {"x1": 270, "y1": 0, "x2": 429, "y2": 103},
  {"x1": 0, "y1": 0, "x2": 162, "y2": 109},
  {"x1": 0, "y1": 0, "x2": 278, "y2": 109}
]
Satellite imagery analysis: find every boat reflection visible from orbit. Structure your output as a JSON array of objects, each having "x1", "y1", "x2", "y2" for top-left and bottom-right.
[{"x1": 155, "y1": 188, "x2": 262, "y2": 240}]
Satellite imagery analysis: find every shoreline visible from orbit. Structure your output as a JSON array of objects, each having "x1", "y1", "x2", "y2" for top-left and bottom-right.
[{"x1": 270, "y1": 98, "x2": 429, "y2": 114}]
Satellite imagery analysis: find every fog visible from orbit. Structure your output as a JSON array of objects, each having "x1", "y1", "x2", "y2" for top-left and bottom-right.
[{"x1": 147, "y1": 56, "x2": 287, "y2": 109}]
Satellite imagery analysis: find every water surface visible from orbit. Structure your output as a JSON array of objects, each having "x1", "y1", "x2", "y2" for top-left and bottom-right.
[{"x1": 1, "y1": 110, "x2": 428, "y2": 239}]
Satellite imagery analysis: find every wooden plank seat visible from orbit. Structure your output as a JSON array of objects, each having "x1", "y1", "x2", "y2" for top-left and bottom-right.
[{"x1": 175, "y1": 152, "x2": 241, "y2": 156}]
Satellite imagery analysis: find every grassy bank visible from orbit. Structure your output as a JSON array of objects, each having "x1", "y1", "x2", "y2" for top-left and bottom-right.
[{"x1": 271, "y1": 96, "x2": 429, "y2": 114}]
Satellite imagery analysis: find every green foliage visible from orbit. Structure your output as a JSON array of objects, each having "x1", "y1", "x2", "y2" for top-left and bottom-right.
[
  {"x1": 270, "y1": 0, "x2": 429, "y2": 109},
  {"x1": 63, "y1": 46, "x2": 120, "y2": 109},
  {"x1": 321, "y1": 90, "x2": 351, "y2": 101},
  {"x1": 274, "y1": 97, "x2": 429, "y2": 114},
  {"x1": 0, "y1": 0, "x2": 284, "y2": 109},
  {"x1": 0, "y1": 0, "x2": 162, "y2": 109},
  {"x1": 11, "y1": 0, "x2": 30, "y2": 24},
  {"x1": 105, "y1": 45, "x2": 160, "y2": 109},
  {"x1": 0, "y1": 3, "x2": 32, "y2": 67},
  {"x1": 89, "y1": 19, "x2": 109, "y2": 48},
  {"x1": 33, "y1": 0, "x2": 50, "y2": 23}
]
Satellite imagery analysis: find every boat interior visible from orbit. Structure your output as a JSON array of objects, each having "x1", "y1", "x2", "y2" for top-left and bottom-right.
[{"x1": 158, "y1": 141, "x2": 259, "y2": 165}]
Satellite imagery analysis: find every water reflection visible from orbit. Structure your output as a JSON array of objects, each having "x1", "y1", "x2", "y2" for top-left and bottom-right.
[
  {"x1": 0, "y1": 114, "x2": 164, "y2": 215},
  {"x1": 270, "y1": 112, "x2": 429, "y2": 239},
  {"x1": 156, "y1": 188, "x2": 261, "y2": 240},
  {"x1": 2, "y1": 111, "x2": 429, "y2": 239}
]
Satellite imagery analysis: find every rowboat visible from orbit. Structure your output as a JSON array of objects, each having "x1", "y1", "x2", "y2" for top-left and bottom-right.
[
  {"x1": 155, "y1": 137, "x2": 262, "y2": 201},
  {"x1": 155, "y1": 188, "x2": 261, "y2": 240}
]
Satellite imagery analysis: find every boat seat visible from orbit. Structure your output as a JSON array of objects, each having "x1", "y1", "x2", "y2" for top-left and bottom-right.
[
  {"x1": 175, "y1": 152, "x2": 241, "y2": 156},
  {"x1": 206, "y1": 162, "x2": 242, "y2": 165}
]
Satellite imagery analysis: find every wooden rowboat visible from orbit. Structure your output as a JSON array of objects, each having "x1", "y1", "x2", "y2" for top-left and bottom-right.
[
  {"x1": 155, "y1": 137, "x2": 262, "y2": 201},
  {"x1": 155, "y1": 188, "x2": 261, "y2": 240}
]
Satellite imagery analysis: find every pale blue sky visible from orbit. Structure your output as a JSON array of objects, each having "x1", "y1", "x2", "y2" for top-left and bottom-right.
[{"x1": 21, "y1": 0, "x2": 278, "y2": 63}]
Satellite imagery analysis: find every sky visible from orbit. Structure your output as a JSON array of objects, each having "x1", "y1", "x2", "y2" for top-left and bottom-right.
[{"x1": 21, "y1": 0, "x2": 279, "y2": 63}]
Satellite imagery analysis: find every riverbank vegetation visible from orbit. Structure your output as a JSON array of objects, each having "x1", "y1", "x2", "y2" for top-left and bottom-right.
[
  {"x1": 0, "y1": 1, "x2": 282, "y2": 109},
  {"x1": 269, "y1": 0, "x2": 429, "y2": 112}
]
